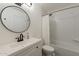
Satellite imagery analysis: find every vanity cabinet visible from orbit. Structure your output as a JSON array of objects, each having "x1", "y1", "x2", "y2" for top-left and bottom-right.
[
  {"x1": 9, "y1": 38, "x2": 43, "y2": 56},
  {"x1": 18, "y1": 43, "x2": 42, "y2": 56},
  {"x1": 0, "y1": 38, "x2": 43, "y2": 56},
  {"x1": 15, "y1": 41, "x2": 43, "y2": 56}
]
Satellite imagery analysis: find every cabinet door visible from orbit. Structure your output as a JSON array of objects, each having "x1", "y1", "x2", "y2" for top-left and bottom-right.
[
  {"x1": 18, "y1": 46, "x2": 42, "y2": 56},
  {"x1": 17, "y1": 43, "x2": 42, "y2": 56},
  {"x1": 26, "y1": 47, "x2": 42, "y2": 56}
]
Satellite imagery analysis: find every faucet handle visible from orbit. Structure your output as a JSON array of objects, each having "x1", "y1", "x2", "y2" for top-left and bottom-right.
[
  {"x1": 15, "y1": 37, "x2": 19, "y2": 39},
  {"x1": 15, "y1": 36, "x2": 19, "y2": 39},
  {"x1": 15, "y1": 37, "x2": 20, "y2": 42}
]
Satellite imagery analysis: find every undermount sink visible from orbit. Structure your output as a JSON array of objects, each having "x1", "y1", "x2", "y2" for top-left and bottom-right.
[
  {"x1": 9, "y1": 38, "x2": 34, "y2": 48},
  {"x1": 9, "y1": 38, "x2": 40, "y2": 49},
  {"x1": 9, "y1": 43, "x2": 20, "y2": 48}
]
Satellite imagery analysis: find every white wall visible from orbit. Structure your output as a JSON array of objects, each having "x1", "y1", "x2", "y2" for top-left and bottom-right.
[
  {"x1": 42, "y1": 15, "x2": 50, "y2": 45},
  {"x1": 0, "y1": 3, "x2": 42, "y2": 46}
]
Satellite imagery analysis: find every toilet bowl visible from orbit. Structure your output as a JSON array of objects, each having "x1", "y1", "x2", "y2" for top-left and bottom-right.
[{"x1": 42, "y1": 45, "x2": 55, "y2": 56}]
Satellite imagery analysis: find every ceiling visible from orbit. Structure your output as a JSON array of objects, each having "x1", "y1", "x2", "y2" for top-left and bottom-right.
[{"x1": 38, "y1": 3, "x2": 79, "y2": 15}]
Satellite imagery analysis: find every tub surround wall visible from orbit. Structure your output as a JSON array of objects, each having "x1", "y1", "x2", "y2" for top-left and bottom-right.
[{"x1": 50, "y1": 6, "x2": 79, "y2": 55}]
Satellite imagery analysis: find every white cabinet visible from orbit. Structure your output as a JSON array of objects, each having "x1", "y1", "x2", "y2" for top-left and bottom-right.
[
  {"x1": 0, "y1": 38, "x2": 43, "y2": 56},
  {"x1": 23, "y1": 45, "x2": 42, "y2": 56},
  {"x1": 11, "y1": 40, "x2": 43, "y2": 56}
]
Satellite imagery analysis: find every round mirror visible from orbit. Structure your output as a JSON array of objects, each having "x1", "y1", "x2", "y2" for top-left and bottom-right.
[{"x1": 0, "y1": 6, "x2": 30, "y2": 33}]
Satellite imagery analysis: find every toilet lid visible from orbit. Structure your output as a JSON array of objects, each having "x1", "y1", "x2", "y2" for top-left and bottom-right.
[{"x1": 43, "y1": 45, "x2": 54, "y2": 52}]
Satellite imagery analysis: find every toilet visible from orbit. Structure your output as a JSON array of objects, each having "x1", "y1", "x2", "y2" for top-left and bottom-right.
[{"x1": 42, "y1": 45, "x2": 55, "y2": 56}]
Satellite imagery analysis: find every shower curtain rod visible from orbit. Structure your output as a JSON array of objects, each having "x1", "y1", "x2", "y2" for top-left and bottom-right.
[{"x1": 42, "y1": 5, "x2": 79, "y2": 16}]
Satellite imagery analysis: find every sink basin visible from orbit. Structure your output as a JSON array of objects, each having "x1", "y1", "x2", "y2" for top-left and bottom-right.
[
  {"x1": 16, "y1": 38, "x2": 41, "y2": 47},
  {"x1": 9, "y1": 43, "x2": 20, "y2": 48}
]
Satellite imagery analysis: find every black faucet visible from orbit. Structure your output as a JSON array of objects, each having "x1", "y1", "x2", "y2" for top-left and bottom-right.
[
  {"x1": 20, "y1": 33, "x2": 24, "y2": 41},
  {"x1": 16, "y1": 33, "x2": 24, "y2": 42}
]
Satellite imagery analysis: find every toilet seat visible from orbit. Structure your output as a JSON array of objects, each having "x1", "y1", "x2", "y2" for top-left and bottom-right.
[
  {"x1": 42, "y1": 45, "x2": 54, "y2": 52},
  {"x1": 42, "y1": 45, "x2": 55, "y2": 56}
]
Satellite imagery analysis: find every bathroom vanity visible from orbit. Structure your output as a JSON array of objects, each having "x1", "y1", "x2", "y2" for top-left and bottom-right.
[
  {"x1": 0, "y1": 38, "x2": 43, "y2": 56},
  {"x1": 0, "y1": 4, "x2": 43, "y2": 56}
]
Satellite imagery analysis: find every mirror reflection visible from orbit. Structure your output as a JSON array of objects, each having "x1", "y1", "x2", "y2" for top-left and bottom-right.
[{"x1": 0, "y1": 6, "x2": 30, "y2": 33}]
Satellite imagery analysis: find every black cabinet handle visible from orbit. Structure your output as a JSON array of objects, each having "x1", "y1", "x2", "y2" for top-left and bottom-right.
[{"x1": 36, "y1": 46, "x2": 38, "y2": 48}]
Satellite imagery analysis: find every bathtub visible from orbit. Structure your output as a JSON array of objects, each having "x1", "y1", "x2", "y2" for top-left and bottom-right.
[{"x1": 51, "y1": 44, "x2": 79, "y2": 56}]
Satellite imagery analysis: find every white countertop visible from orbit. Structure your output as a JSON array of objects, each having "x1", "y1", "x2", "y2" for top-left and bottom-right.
[{"x1": 0, "y1": 38, "x2": 42, "y2": 56}]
